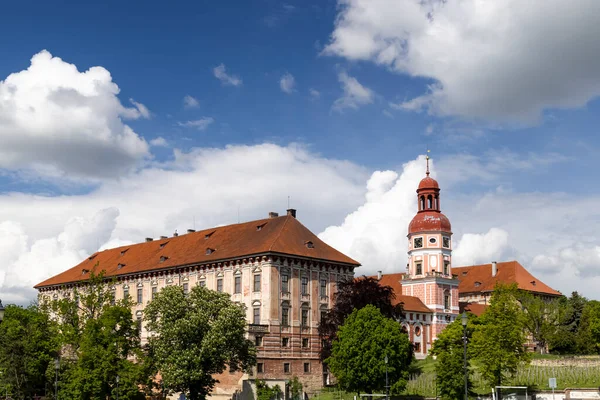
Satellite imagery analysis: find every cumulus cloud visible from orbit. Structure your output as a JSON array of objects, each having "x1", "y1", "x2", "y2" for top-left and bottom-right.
[
  {"x1": 309, "y1": 88, "x2": 321, "y2": 99},
  {"x1": 213, "y1": 64, "x2": 242, "y2": 86},
  {"x1": 0, "y1": 144, "x2": 367, "y2": 304},
  {"x1": 452, "y1": 228, "x2": 511, "y2": 267},
  {"x1": 177, "y1": 117, "x2": 215, "y2": 130},
  {"x1": 0, "y1": 50, "x2": 150, "y2": 179},
  {"x1": 183, "y1": 95, "x2": 200, "y2": 109},
  {"x1": 532, "y1": 244, "x2": 600, "y2": 278},
  {"x1": 149, "y1": 137, "x2": 168, "y2": 147},
  {"x1": 332, "y1": 71, "x2": 374, "y2": 111},
  {"x1": 280, "y1": 73, "x2": 296, "y2": 94},
  {"x1": 324, "y1": 0, "x2": 600, "y2": 123}
]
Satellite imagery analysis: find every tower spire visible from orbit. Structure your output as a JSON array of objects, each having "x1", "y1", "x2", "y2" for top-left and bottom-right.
[{"x1": 426, "y1": 149, "x2": 430, "y2": 176}]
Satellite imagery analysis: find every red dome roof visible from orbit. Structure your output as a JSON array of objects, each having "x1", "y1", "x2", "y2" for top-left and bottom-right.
[
  {"x1": 408, "y1": 211, "x2": 452, "y2": 234},
  {"x1": 418, "y1": 176, "x2": 439, "y2": 190}
]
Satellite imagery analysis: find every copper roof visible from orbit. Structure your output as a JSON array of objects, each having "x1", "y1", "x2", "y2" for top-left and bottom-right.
[
  {"x1": 408, "y1": 211, "x2": 452, "y2": 234},
  {"x1": 35, "y1": 214, "x2": 360, "y2": 289},
  {"x1": 418, "y1": 176, "x2": 440, "y2": 190},
  {"x1": 372, "y1": 273, "x2": 432, "y2": 313},
  {"x1": 453, "y1": 261, "x2": 561, "y2": 297}
]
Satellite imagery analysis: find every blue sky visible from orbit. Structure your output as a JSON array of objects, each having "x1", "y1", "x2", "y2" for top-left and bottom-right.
[{"x1": 0, "y1": 0, "x2": 600, "y2": 303}]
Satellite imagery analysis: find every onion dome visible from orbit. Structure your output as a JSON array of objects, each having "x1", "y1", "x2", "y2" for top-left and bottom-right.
[{"x1": 409, "y1": 211, "x2": 452, "y2": 234}]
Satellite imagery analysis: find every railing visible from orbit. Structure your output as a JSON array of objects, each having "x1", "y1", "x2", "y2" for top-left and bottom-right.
[{"x1": 248, "y1": 324, "x2": 269, "y2": 333}]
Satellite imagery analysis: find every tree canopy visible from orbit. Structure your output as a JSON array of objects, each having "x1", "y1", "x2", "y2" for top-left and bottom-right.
[
  {"x1": 319, "y1": 276, "x2": 404, "y2": 361},
  {"x1": 144, "y1": 284, "x2": 255, "y2": 400},
  {"x1": 326, "y1": 305, "x2": 412, "y2": 394},
  {"x1": 431, "y1": 316, "x2": 475, "y2": 400},
  {"x1": 471, "y1": 283, "x2": 530, "y2": 387}
]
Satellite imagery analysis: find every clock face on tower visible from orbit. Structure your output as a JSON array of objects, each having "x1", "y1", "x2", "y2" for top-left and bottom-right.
[{"x1": 414, "y1": 237, "x2": 423, "y2": 248}]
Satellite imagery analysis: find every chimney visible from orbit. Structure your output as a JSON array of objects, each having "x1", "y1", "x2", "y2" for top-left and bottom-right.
[
  {"x1": 268, "y1": 212, "x2": 279, "y2": 219},
  {"x1": 286, "y1": 209, "x2": 297, "y2": 218},
  {"x1": 377, "y1": 270, "x2": 382, "y2": 280},
  {"x1": 145, "y1": 237, "x2": 153, "y2": 242},
  {"x1": 160, "y1": 236, "x2": 168, "y2": 240},
  {"x1": 173, "y1": 230, "x2": 179, "y2": 237},
  {"x1": 187, "y1": 229, "x2": 196, "y2": 233},
  {"x1": 492, "y1": 261, "x2": 497, "y2": 277}
]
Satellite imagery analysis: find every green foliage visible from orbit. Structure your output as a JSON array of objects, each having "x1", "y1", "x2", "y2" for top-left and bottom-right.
[
  {"x1": 46, "y1": 270, "x2": 148, "y2": 400},
  {"x1": 577, "y1": 300, "x2": 600, "y2": 354},
  {"x1": 326, "y1": 305, "x2": 412, "y2": 394},
  {"x1": 471, "y1": 283, "x2": 530, "y2": 387},
  {"x1": 518, "y1": 292, "x2": 560, "y2": 353},
  {"x1": 547, "y1": 292, "x2": 588, "y2": 354},
  {"x1": 144, "y1": 284, "x2": 256, "y2": 400},
  {"x1": 289, "y1": 376, "x2": 303, "y2": 400},
  {"x1": 256, "y1": 379, "x2": 283, "y2": 400},
  {"x1": 0, "y1": 304, "x2": 59, "y2": 399},
  {"x1": 431, "y1": 317, "x2": 475, "y2": 400}
]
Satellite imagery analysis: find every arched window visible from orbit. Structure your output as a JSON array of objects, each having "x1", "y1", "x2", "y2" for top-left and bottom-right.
[
  {"x1": 434, "y1": 195, "x2": 439, "y2": 210},
  {"x1": 444, "y1": 290, "x2": 450, "y2": 310},
  {"x1": 420, "y1": 196, "x2": 425, "y2": 210},
  {"x1": 427, "y1": 195, "x2": 432, "y2": 209}
]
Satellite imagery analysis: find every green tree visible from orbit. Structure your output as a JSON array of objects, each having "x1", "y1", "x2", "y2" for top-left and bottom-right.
[
  {"x1": 45, "y1": 271, "x2": 148, "y2": 399},
  {"x1": 144, "y1": 285, "x2": 255, "y2": 400},
  {"x1": 289, "y1": 376, "x2": 303, "y2": 400},
  {"x1": 0, "y1": 304, "x2": 59, "y2": 399},
  {"x1": 547, "y1": 292, "x2": 589, "y2": 354},
  {"x1": 471, "y1": 283, "x2": 530, "y2": 387},
  {"x1": 576, "y1": 300, "x2": 600, "y2": 354},
  {"x1": 255, "y1": 379, "x2": 283, "y2": 400},
  {"x1": 326, "y1": 305, "x2": 412, "y2": 394},
  {"x1": 518, "y1": 292, "x2": 560, "y2": 353},
  {"x1": 431, "y1": 316, "x2": 476, "y2": 400},
  {"x1": 319, "y1": 276, "x2": 404, "y2": 362}
]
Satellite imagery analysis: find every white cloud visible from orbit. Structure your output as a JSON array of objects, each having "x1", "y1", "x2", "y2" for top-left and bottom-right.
[
  {"x1": 0, "y1": 143, "x2": 367, "y2": 304},
  {"x1": 213, "y1": 64, "x2": 242, "y2": 87},
  {"x1": 453, "y1": 228, "x2": 511, "y2": 267},
  {"x1": 309, "y1": 88, "x2": 321, "y2": 99},
  {"x1": 280, "y1": 73, "x2": 296, "y2": 94},
  {"x1": 332, "y1": 71, "x2": 374, "y2": 111},
  {"x1": 150, "y1": 137, "x2": 168, "y2": 147},
  {"x1": 324, "y1": 0, "x2": 600, "y2": 123},
  {"x1": 0, "y1": 50, "x2": 150, "y2": 179},
  {"x1": 177, "y1": 117, "x2": 215, "y2": 131},
  {"x1": 183, "y1": 95, "x2": 200, "y2": 109}
]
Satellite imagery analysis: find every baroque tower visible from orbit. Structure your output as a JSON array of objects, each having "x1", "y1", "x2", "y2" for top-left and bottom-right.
[{"x1": 402, "y1": 155, "x2": 459, "y2": 346}]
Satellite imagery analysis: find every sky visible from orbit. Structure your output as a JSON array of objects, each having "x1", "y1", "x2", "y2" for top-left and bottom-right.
[{"x1": 1, "y1": 0, "x2": 600, "y2": 304}]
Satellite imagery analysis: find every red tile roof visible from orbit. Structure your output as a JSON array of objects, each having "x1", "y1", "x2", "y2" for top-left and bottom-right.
[
  {"x1": 35, "y1": 214, "x2": 360, "y2": 289},
  {"x1": 372, "y1": 273, "x2": 431, "y2": 313},
  {"x1": 453, "y1": 261, "x2": 561, "y2": 297},
  {"x1": 459, "y1": 302, "x2": 488, "y2": 317}
]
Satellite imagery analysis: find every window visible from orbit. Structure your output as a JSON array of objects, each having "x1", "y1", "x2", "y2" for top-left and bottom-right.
[
  {"x1": 444, "y1": 291, "x2": 450, "y2": 310},
  {"x1": 302, "y1": 338, "x2": 309, "y2": 348},
  {"x1": 137, "y1": 288, "x2": 143, "y2": 304},
  {"x1": 234, "y1": 276, "x2": 241, "y2": 294},
  {"x1": 320, "y1": 278, "x2": 327, "y2": 297},
  {"x1": 301, "y1": 309, "x2": 309, "y2": 327},
  {"x1": 255, "y1": 336, "x2": 263, "y2": 347},
  {"x1": 420, "y1": 196, "x2": 425, "y2": 210},
  {"x1": 136, "y1": 316, "x2": 142, "y2": 336},
  {"x1": 253, "y1": 274, "x2": 261, "y2": 292},
  {"x1": 304, "y1": 363, "x2": 310, "y2": 373},
  {"x1": 281, "y1": 307, "x2": 289, "y2": 326},
  {"x1": 443, "y1": 237, "x2": 450, "y2": 248},
  {"x1": 301, "y1": 275, "x2": 308, "y2": 295},
  {"x1": 151, "y1": 286, "x2": 157, "y2": 300},
  {"x1": 257, "y1": 363, "x2": 264, "y2": 373},
  {"x1": 415, "y1": 262, "x2": 422, "y2": 275},
  {"x1": 427, "y1": 195, "x2": 432, "y2": 209},
  {"x1": 284, "y1": 363, "x2": 291, "y2": 374},
  {"x1": 123, "y1": 287, "x2": 129, "y2": 299},
  {"x1": 183, "y1": 283, "x2": 189, "y2": 295},
  {"x1": 414, "y1": 342, "x2": 421, "y2": 352},
  {"x1": 199, "y1": 280, "x2": 206, "y2": 288},
  {"x1": 217, "y1": 279, "x2": 223, "y2": 292},
  {"x1": 414, "y1": 237, "x2": 423, "y2": 248},
  {"x1": 282, "y1": 337, "x2": 289, "y2": 347},
  {"x1": 253, "y1": 307, "x2": 261, "y2": 324},
  {"x1": 429, "y1": 237, "x2": 437, "y2": 244},
  {"x1": 281, "y1": 274, "x2": 289, "y2": 292},
  {"x1": 444, "y1": 261, "x2": 450, "y2": 275},
  {"x1": 110, "y1": 290, "x2": 116, "y2": 306}
]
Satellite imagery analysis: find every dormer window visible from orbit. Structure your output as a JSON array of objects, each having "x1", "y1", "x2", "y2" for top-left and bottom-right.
[
  {"x1": 461, "y1": 271, "x2": 467, "y2": 276},
  {"x1": 82, "y1": 269, "x2": 89, "y2": 275},
  {"x1": 474, "y1": 281, "x2": 481, "y2": 287},
  {"x1": 204, "y1": 231, "x2": 215, "y2": 240},
  {"x1": 159, "y1": 256, "x2": 168, "y2": 263},
  {"x1": 206, "y1": 248, "x2": 214, "y2": 255},
  {"x1": 160, "y1": 241, "x2": 169, "y2": 249},
  {"x1": 88, "y1": 254, "x2": 97, "y2": 261},
  {"x1": 305, "y1": 241, "x2": 314, "y2": 249},
  {"x1": 117, "y1": 263, "x2": 125, "y2": 270},
  {"x1": 257, "y1": 223, "x2": 267, "y2": 231}
]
